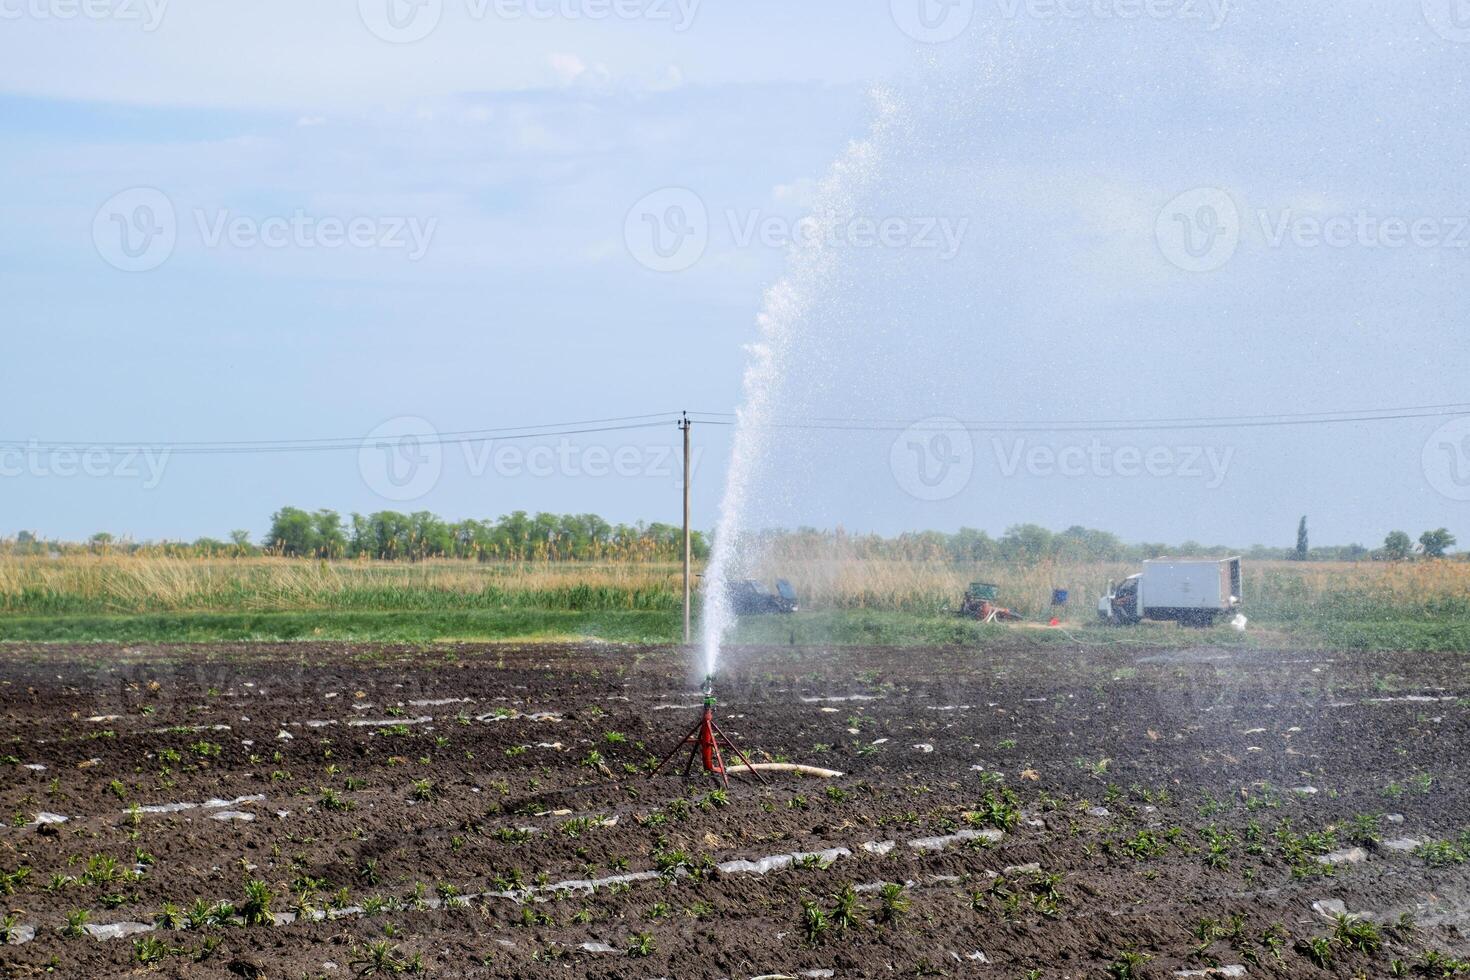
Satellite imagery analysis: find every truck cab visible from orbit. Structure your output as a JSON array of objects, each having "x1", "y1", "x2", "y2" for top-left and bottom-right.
[{"x1": 1098, "y1": 573, "x2": 1143, "y2": 624}]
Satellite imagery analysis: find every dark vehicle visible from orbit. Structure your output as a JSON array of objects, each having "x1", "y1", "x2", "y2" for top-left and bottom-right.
[
  {"x1": 729, "y1": 578, "x2": 798, "y2": 615},
  {"x1": 957, "y1": 581, "x2": 1020, "y2": 622}
]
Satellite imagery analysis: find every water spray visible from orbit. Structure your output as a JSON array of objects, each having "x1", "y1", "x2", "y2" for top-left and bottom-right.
[
  {"x1": 650, "y1": 674, "x2": 766, "y2": 788},
  {"x1": 697, "y1": 97, "x2": 899, "y2": 680}
]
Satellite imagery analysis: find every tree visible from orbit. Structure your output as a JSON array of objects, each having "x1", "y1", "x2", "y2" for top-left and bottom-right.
[
  {"x1": 1382, "y1": 530, "x2": 1412, "y2": 561},
  {"x1": 312, "y1": 510, "x2": 347, "y2": 558},
  {"x1": 1419, "y1": 528, "x2": 1457, "y2": 559},
  {"x1": 408, "y1": 511, "x2": 452, "y2": 560},
  {"x1": 1054, "y1": 526, "x2": 1125, "y2": 562},
  {"x1": 949, "y1": 527, "x2": 997, "y2": 562},
  {"x1": 1294, "y1": 516, "x2": 1309, "y2": 561},
  {"x1": 999, "y1": 524, "x2": 1054, "y2": 563},
  {"x1": 265, "y1": 507, "x2": 319, "y2": 557}
]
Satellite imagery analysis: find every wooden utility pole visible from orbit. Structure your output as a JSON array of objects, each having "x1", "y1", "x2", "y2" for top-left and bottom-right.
[{"x1": 680, "y1": 412, "x2": 692, "y2": 644}]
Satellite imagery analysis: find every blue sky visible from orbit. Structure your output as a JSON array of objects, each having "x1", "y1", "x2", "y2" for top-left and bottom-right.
[{"x1": 2, "y1": 0, "x2": 1468, "y2": 550}]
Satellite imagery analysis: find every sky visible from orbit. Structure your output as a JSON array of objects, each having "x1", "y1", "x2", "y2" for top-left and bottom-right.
[{"x1": 2, "y1": 0, "x2": 1468, "y2": 550}]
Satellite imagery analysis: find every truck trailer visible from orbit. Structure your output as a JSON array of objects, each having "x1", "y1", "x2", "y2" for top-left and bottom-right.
[{"x1": 1097, "y1": 557, "x2": 1242, "y2": 627}]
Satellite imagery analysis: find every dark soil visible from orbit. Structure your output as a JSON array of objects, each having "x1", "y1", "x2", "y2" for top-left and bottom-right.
[{"x1": 1, "y1": 640, "x2": 1467, "y2": 978}]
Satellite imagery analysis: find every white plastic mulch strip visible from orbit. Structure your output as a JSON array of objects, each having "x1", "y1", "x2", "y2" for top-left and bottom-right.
[
  {"x1": 4, "y1": 925, "x2": 36, "y2": 945},
  {"x1": 137, "y1": 802, "x2": 194, "y2": 814},
  {"x1": 12, "y1": 796, "x2": 272, "y2": 834},
  {"x1": 717, "y1": 848, "x2": 851, "y2": 876},
  {"x1": 138, "y1": 795, "x2": 266, "y2": 816},
  {"x1": 347, "y1": 716, "x2": 433, "y2": 728},
  {"x1": 83, "y1": 921, "x2": 153, "y2": 940},
  {"x1": 68, "y1": 828, "x2": 995, "y2": 942},
  {"x1": 475, "y1": 710, "x2": 563, "y2": 723},
  {"x1": 907, "y1": 829, "x2": 1003, "y2": 852}
]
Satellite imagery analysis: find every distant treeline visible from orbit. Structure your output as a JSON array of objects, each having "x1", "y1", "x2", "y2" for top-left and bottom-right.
[
  {"x1": 255, "y1": 509, "x2": 712, "y2": 562},
  {"x1": 5, "y1": 510, "x2": 710, "y2": 563},
  {"x1": 1, "y1": 514, "x2": 1456, "y2": 564},
  {"x1": 760, "y1": 523, "x2": 1459, "y2": 563}
]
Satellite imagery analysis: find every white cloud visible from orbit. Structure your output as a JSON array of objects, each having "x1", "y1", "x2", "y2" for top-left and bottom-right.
[
  {"x1": 649, "y1": 64, "x2": 685, "y2": 92},
  {"x1": 548, "y1": 53, "x2": 589, "y2": 86}
]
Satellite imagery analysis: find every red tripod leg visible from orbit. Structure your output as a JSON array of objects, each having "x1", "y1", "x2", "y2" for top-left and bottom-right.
[
  {"x1": 700, "y1": 710, "x2": 720, "y2": 775},
  {"x1": 708, "y1": 730, "x2": 731, "y2": 788},
  {"x1": 682, "y1": 730, "x2": 701, "y2": 777},
  {"x1": 710, "y1": 718, "x2": 767, "y2": 785},
  {"x1": 651, "y1": 715, "x2": 705, "y2": 778}
]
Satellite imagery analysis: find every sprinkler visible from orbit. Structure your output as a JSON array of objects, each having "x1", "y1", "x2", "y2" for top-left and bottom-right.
[{"x1": 650, "y1": 675, "x2": 766, "y2": 788}]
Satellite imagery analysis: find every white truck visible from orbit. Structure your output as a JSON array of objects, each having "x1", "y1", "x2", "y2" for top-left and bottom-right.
[{"x1": 1097, "y1": 557, "x2": 1242, "y2": 627}]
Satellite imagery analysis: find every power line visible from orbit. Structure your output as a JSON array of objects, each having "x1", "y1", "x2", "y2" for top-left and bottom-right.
[
  {"x1": 4, "y1": 399, "x2": 1466, "y2": 457},
  {"x1": 0, "y1": 413, "x2": 681, "y2": 453},
  {"x1": 686, "y1": 411, "x2": 1461, "y2": 433},
  {"x1": 0, "y1": 420, "x2": 678, "y2": 456},
  {"x1": 687, "y1": 400, "x2": 1470, "y2": 425},
  {"x1": 687, "y1": 401, "x2": 1470, "y2": 433}
]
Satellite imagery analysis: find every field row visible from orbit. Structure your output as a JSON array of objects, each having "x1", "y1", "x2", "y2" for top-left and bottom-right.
[{"x1": 2, "y1": 641, "x2": 1469, "y2": 976}]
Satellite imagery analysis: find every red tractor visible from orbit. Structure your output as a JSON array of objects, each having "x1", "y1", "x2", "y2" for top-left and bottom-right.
[{"x1": 957, "y1": 582, "x2": 1021, "y2": 623}]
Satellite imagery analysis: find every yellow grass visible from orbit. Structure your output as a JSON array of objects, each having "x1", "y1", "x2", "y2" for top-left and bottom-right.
[
  {"x1": 0, "y1": 554, "x2": 683, "y2": 614},
  {"x1": 2, "y1": 550, "x2": 1466, "y2": 622}
]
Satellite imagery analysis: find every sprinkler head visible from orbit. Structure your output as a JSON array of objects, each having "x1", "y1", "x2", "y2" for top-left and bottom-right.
[{"x1": 701, "y1": 674, "x2": 715, "y2": 705}]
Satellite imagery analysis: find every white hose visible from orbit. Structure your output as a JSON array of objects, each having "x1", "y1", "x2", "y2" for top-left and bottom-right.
[{"x1": 741, "y1": 763, "x2": 843, "y2": 778}]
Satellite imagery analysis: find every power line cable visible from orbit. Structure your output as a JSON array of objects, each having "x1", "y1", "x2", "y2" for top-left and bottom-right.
[
  {"x1": 5, "y1": 399, "x2": 1466, "y2": 456},
  {"x1": 0, "y1": 413, "x2": 681, "y2": 453},
  {"x1": 686, "y1": 402, "x2": 1470, "y2": 433},
  {"x1": 1, "y1": 420, "x2": 676, "y2": 456},
  {"x1": 687, "y1": 400, "x2": 1470, "y2": 426}
]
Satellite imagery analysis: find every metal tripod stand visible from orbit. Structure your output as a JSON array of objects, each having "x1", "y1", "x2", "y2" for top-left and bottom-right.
[{"x1": 650, "y1": 677, "x2": 765, "y2": 788}]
